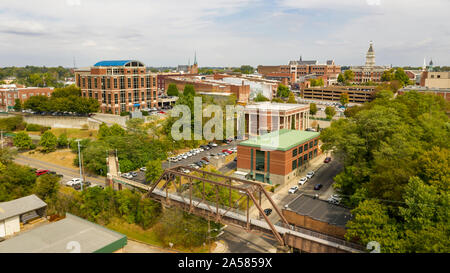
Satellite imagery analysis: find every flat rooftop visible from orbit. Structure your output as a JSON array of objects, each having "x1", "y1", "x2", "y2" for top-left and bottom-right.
[
  {"x1": 239, "y1": 129, "x2": 319, "y2": 151},
  {"x1": 0, "y1": 214, "x2": 127, "y2": 253},
  {"x1": 245, "y1": 102, "x2": 308, "y2": 111},
  {"x1": 285, "y1": 194, "x2": 352, "y2": 228}
]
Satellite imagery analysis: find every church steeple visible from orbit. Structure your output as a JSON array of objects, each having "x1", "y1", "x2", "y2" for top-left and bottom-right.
[{"x1": 194, "y1": 51, "x2": 197, "y2": 65}]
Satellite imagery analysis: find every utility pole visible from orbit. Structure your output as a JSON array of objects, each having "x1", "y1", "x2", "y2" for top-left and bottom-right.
[{"x1": 76, "y1": 140, "x2": 83, "y2": 191}]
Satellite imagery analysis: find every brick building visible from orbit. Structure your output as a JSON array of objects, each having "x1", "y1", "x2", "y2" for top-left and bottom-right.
[
  {"x1": 398, "y1": 86, "x2": 450, "y2": 102},
  {"x1": 257, "y1": 58, "x2": 341, "y2": 87},
  {"x1": 243, "y1": 102, "x2": 310, "y2": 138},
  {"x1": 0, "y1": 86, "x2": 54, "y2": 111},
  {"x1": 301, "y1": 85, "x2": 376, "y2": 103},
  {"x1": 164, "y1": 76, "x2": 250, "y2": 104},
  {"x1": 237, "y1": 129, "x2": 320, "y2": 185},
  {"x1": 74, "y1": 60, "x2": 158, "y2": 115}
]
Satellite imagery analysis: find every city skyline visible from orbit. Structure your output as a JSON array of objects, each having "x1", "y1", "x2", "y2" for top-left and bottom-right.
[{"x1": 0, "y1": 0, "x2": 449, "y2": 67}]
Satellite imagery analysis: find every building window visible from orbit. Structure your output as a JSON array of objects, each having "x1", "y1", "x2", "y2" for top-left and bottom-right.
[
  {"x1": 304, "y1": 154, "x2": 308, "y2": 162},
  {"x1": 309, "y1": 151, "x2": 313, "y2": 160},
  {"x1": 141, "y1": 77, "x2": 144, "y2": 87},
  {"x1": 314, "y1": 149, "x2": 318, "y2": 157},
  {"x1": 314, "y1": 139, "x2": 318, "y2": 146},
  {"x1": 88, "y1": 78, "x2": 91, "y2": 89},
  {"x1": 304, "y1": 144, "x2": 308, "y2": 151},
  {"x1": 94, "y1": 78, "x2": 98, "y2": 89},
  {"x1": 107, "y1": 78, "x2": 111, "y2": 89},
  {"x1": 255, "y1": 150, "x2": 265, "y2": 171},
  {"x1": 114, "y1": 78, "x2": 118, "y2": 89},
  {"x1": 298, "y1": 157, "x2": 302, "y2": 167},
  {"x1": 128, "y1": 93, "x2": 132, "y2": 103},
  {"x1": 298, "y1": 146, "x2": 303, "y2": 154},
  {"x1": 120, "y1": 77, "x2": 125, "y2": 89},
  {"x1": 114, "y1": 94, "x2": 118, "y2": 104},
  {"x1": 292, "y1": 149, "x2": 297, "y2": 157},
  {"x1": 127, "y1": 78, "x2": 131, "y2": 88},
  {"x1": 309, "y1": 141, "x2": 313, "y2": 149},
  {"x1": 292, "y1": 160, "x2": 297, "y2": 171}
]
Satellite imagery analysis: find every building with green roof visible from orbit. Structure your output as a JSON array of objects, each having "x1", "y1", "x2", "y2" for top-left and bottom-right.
[{"x1": 237, "y1": 129, "x2": 320, "y2": 185}]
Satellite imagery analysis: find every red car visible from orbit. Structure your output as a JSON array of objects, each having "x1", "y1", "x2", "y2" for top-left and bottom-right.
[
  {"x1": 36, "y1": 169, "x2": 50, "y2": 176},
  {"x1": 222, "y1": 149, "x2": 232, "y2": 154},
  {"x1": 324, "y1": 157, "x2": 332, "y2": 163}
]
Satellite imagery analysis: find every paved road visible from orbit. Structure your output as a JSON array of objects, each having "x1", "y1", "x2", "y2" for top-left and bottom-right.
[
  {"x1": 14, "y1": 154, "x2": 106, "y2": 187},
  {"x1": 275, "y1": 159, "x2": 343, "y2": 209}
]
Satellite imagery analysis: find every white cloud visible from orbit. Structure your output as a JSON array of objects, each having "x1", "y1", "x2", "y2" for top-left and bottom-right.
[{"x1": 0, "y1": 0, "x2": 448, "y2": 67}]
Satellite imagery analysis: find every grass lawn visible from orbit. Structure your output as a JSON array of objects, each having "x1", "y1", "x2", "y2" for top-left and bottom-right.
[
  {"x1": 50, "y1": 128, "x2": 98, "y2": 139},
  {"x1": 24, "y1": 148, "x2": 77, "y2": 169}
]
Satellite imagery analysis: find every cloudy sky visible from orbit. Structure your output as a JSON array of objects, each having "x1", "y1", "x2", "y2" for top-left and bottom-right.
[{"x1": 0, "y1": 0, "x2": 449, "y2": 67}]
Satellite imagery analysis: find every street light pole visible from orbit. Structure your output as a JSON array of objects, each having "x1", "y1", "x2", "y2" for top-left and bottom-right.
[{"x1": 76, "y1": 140, "x2": 83, "y2": 191}]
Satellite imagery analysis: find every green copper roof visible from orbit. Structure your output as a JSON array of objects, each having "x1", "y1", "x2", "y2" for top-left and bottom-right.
[{"x1": 239, "y1": 129, "x2": 319, "y2": 151}]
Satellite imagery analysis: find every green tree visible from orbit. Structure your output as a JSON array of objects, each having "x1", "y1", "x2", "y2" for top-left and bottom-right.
[
  {"x1": 254, "y1": 93, "x2": 269, "y2": 102},
  {"x1": 340, "y1": 93, "x2": 349, "y2": 107},
  {"x1": 394, "y1": 68, "x2": 410, "y2": 86},
  {"x1": 276, "y1": 84, "x2": 290, "y2": 98},
  {"x1": 13, "y1": 132, "x2": 34, "y2": 150},
  {"x1": 167, "y1": 83, "x2": 179, "y2": 96},
  {"x1": 337, "y1": 73, "x2": 345, "y2": 84},
  {"x1": 13, "y1": 99, "x2": 22, "y2": 112},
  {"x1": 39, "y1": 131, "x2": 58, "y2": 153},
  {"x1": 240, "y1": 65, "x2": 254, "y2": 74},
  {"x1": 381, "y1": 70, "x2": 393, "y2": 82},
  {"x1": 343, "y1": 70, "x2": 355, "y2": 82},
  {"x1": 57, "y1": 133, "x2": 69, "y2": 148},
  {"x1": 183, "y1": 84, "x2": 196, "y2": 97},
  {"x1": 325, "y1": 106, "x2": 336, "y2": 119},
  {"x1": 145, "y1": 160, "x2": 164, "y2": 183},
  {"x1": 34, "y1": 174, "x2": 60, "y2": 204},
  {"x1": 287, "y1": 92, "x2": 296, "y2": 103},
  {"x1": 346, "y1": 200, "x2": 404, "y2": 253},
  {"x1": 309, "y1": 103, "x2": 318, "y2": 116}
]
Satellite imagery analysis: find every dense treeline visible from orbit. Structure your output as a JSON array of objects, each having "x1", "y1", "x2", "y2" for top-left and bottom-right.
[
  {"x1": 23, "y1": 85, "x2": 99, "y2": 114},
  {"x1": 321, "y1": 90, "x2": 450, "y2": 252},
  {"x1": 0, "y1": 66, "x2": 73, "y2": 88},
  {"x1": 78, "y1": 122, "x2": 170, "y2": 175},
  {"x1": 0, "y1": 146, "x2": 219, "y2": 249}
]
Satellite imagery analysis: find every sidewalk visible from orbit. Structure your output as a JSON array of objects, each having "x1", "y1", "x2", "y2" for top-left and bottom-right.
[{"x1": 249, "y1": 152, "x2": 329, "y2": 218}]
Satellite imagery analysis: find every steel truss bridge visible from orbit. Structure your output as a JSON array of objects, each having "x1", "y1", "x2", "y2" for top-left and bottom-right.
[{"x1": 106, "y1": 155, "x2": 364, "y2": 253}]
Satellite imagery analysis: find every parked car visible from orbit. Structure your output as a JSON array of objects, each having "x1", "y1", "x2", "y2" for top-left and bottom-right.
[
  {"x1": 121, "y1": 173, "x2": 133, "y2": 179},
  {"x1": 189, "y1": 164, "x2": 200, "y2": 169},
  {"x1": 201, "y1": 157, "x2": 210, "y2": 162},
  {"x1": 298, "y1": 177, "x2": 308, "y2": 185},
  {"x1": 66, "y1": 178, "x2": 82, "y2": 186},
  {"x1": 200, "y1": 160, "x2": 209, "y2": 165},
  {"x1": 35, "y1": 169, "x2": 50, "y2": 176},
  {"x1": 130, "y1": 172, "x2": 138, "y2": 177},
  {"x1": 327, "y1": 197, "x2": 340, "y2": 205},
  {"x1": 263, "y1": 208, "x2": 272, "y2": 216},
  {"x1": 314, "y1": 184, "x2": 323, "y2": 190},
  {"x1": 48, "y1": 171, "x2": 63, "y2": 178},
  {"x1": 324, "y1": 157, "x2": 332, "y2": 163},
  {"x1": 140, "y1": 167, "x2": 147, "y2": 172},
  {"x1": 288, "y1": 186, "x2": 299, "y2": 194},
  {"x1": 195, "y1": 161, "x2": 204, "y2": 167},
  {"x1": 306, "y1": 171, "x2": 315, "y2": 179},
  {"x1": 208, "y1": 142, "x2": 218, "y2": 147}
]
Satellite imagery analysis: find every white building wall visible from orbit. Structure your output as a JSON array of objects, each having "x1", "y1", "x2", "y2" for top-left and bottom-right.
[
  {"x1": 4, "y1": 216, "x2": 20, "y2": 236},
  {"x1": 0, "y1": 221, "x2": 5, "y2": 237}
]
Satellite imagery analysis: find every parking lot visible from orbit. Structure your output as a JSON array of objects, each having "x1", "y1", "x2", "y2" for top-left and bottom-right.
[{"x1": 121, "y1": 140, "x2": 241, "y2": 184}]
